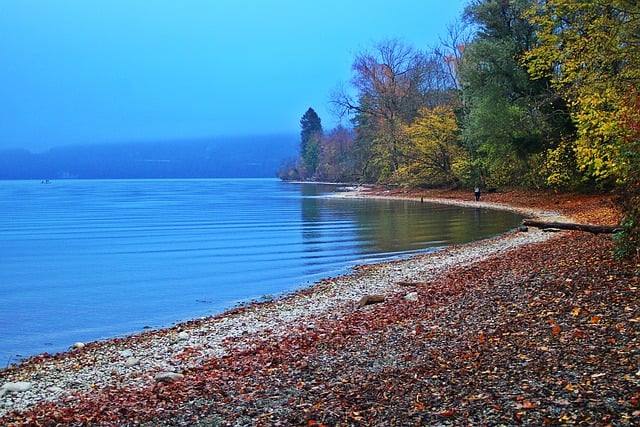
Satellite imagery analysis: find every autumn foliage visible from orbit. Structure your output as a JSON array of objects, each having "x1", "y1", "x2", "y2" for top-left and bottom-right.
[{"x1": 280, "y1": 0, "x2": 640, "y2": 261}]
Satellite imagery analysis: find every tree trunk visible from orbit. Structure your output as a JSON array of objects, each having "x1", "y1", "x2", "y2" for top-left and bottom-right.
[{"x1": 522, "y1": 219, "x2": 621, "y2": 234}]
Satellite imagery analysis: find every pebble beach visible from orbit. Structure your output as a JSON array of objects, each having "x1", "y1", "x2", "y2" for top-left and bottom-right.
[{"x1": 2, "y1": 187, "x2": 635, "y2": 426}]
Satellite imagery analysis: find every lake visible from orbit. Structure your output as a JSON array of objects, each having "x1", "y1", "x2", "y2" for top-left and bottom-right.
[{"x1": 0, "y1": 179, "x2": 523, "y2": 364}]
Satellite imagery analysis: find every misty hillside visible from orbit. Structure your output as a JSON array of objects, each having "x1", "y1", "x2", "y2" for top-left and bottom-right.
[{"x1": 0, "y1": 134, "x2": 298, "y2": 179}]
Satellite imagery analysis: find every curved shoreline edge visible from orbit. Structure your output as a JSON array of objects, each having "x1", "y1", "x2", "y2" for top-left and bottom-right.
[{"x1": 0, "y1": 192, "x2": 568, "y2": 418}]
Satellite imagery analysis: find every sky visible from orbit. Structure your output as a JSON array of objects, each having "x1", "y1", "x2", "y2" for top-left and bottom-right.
[{"x1": 0, "y1": 1, "x2": 468, "y2": 152}]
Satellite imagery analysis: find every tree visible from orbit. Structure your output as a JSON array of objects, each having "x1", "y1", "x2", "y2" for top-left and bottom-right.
[
  {"x1": 459, "y1": 0, "x2": 573, "y2": 187},
  {"x1": 315, "y1": 126, "x2": 358, "y2": 183},
  {"x1": 525, "y1": 0, "x2": 640, "y2": 183},
  {"x1": 299, "y1": 107, "x2": 323, "y2": 179},
  {"x1": 332, "y1": 39, "x2": 451, "y2": 183},
  {"x1": 525, "y1": 0, "x2": 640, "y2": 260},
  {"x1": 401, "y1": 105, "x2": 467, "y2": 187}
]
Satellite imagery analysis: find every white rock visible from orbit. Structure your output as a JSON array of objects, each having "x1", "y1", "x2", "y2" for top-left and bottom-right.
[
  {"x1": 154, "y1": 372, "x2": 183, "y2": 383},
  {"x1": 177, "y1": 331, "x2": 189, "y2": 341},
  {"x1": 71, "y1": 342, "x2": 85, "y2": 350},
  {"x1": 118, "y1": 349, "x2": 134, "y2": 358},
  {"x1": 1, "y1": 381, "x2": 32, "y2": 395},
  {"x1": 124, "y1": 357, "x2": 140, "y2": 367},
  {"x1": 404, "y1": 292, "x2": 419, "y2": 302},
  {"x1": 46, "y1": 386, "x2": 65, "y2": 394}
]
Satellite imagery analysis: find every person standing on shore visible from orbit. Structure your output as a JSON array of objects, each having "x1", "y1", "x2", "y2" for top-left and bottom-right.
[{"x1": 474, "y1": 186, "x2": 481, "y2": 201}]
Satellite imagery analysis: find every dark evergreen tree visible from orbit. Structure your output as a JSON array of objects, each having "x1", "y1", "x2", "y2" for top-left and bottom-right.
[{"x1": 300, "y1": 107, "x2": 323, "y2": 178}]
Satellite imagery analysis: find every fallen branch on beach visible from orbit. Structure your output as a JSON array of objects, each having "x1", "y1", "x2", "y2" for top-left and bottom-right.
[
  {"x1": 522, "y1": 219, "x2": 622, "y2": 234},
  {"x1": 357, "y1": 294, "x2": 385, "y2": 308}
]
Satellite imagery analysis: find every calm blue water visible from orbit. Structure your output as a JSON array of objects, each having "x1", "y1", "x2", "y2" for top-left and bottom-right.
[{"x1": 0, "y1": 179, "x2": 523, "y2": 363}]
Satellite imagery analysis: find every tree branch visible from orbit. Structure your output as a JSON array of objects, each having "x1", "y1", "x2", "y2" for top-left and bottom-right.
[{"x1": 522, "y1": 219, "x2": 622, "y2": 234}]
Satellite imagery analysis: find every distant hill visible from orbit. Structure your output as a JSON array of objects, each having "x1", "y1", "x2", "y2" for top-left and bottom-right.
[{"x1": 0, "y1": 134, "x2": 298, "y2": 179}]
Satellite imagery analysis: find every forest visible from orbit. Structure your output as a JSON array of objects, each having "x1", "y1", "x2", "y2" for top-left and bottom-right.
[{"x1": 279, "y1": 0, "x2": 640, "y2": 263}]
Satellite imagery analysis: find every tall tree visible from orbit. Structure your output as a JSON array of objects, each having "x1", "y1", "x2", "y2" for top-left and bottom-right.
[
  {"x1": 332, "y1": 39, "x2": 451, "y2": 183},
  {"x1": 299, "y1": 107, "x2": 323, "y2": 179},
  {"x1": 525, "y1": 0, "x2": 640, "y2": 260},
  {"x1": 459, "y1": 0, "x2": 573, "y2": 187},
  {"x1": 525, "y1": 0, "x2": 640, "y2": 183}
]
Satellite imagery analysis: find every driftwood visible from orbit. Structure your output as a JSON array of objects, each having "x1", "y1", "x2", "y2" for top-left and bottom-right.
[
  {"x1": 358, "y1": 294, "x2": 385, "y2": 308},
  {"x1": 522, "y1": 219, "x2": 622, "y2": 234}
]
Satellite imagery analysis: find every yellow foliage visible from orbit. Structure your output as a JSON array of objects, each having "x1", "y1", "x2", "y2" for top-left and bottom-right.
[
  {"x1": 401, "y1": 106, "x2": 463, "y2": 186},
  {"x1": 524, "y1": 0, "x2": 640, "y2": 183}
]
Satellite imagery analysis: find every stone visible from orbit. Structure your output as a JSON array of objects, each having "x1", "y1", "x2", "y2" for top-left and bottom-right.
[
  {"x1": 118, "y1": 349, "x2": 133, "y2": 358},
  {"x1": 0, "y1": 381, "x2": 32, "y2": 396},
  {"x1": 404, "y1": 292, "x2": 419, "y2": 302},
  {"x1": 177, "y1": 331, "x2": 189, "y2": 341},
  {"x1": 71, "y1": 342, "x2": 85, "y2": 350},
  {"x1": 154, "y1": 372, "x2": 183, "y2": 383},
  {"x1": 124, "y1": 357, "x2": 140, "y2": 367}
]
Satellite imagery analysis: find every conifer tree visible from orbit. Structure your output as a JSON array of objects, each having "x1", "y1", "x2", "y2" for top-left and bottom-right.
[{"x1": 300, "y1": 108, "x2": 323, "y2": 178}]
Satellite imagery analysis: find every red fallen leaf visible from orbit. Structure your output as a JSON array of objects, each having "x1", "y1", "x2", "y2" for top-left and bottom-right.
[
  {"x1": 551, "y1": 324, "x2": 562, "y2": 336},
  {"x1": 572, "y1": 329, "x2": 588, "y2": 339},
  {"x1": 436, "y1": 409, "x2": 455, "y2": 417}
]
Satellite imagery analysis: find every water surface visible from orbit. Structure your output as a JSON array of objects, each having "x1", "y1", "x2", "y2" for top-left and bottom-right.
[{"x1": 0, "y1": 179, "x2": 523, "y2": 363}]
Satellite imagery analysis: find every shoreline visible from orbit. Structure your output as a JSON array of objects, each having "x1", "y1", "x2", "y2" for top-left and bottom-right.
[
  {"x1": 328, "y1": 184, "x2": 567, "y2": 219},
  {"x1": 0, "y1": 191, "x2": 563, "y2": 419}
]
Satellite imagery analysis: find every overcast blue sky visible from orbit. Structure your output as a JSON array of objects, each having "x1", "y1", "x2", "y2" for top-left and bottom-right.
[{"x1": 0, "y1": 1, "x2": 467, "y2": 152}]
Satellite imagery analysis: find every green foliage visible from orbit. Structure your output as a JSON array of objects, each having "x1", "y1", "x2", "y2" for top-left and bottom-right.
[
  {"x1": 524, "y1": 0, "x2": 640, "y2": 184},
  {"x1": 613, "y1": 219, "x2": 638, "y2": 263},
  {"x1": 459, "y1": 0, "x2": 564, "y2": 188},
  {"x1": 614, "y1": 92, "x2": 640, "y2": 262}
]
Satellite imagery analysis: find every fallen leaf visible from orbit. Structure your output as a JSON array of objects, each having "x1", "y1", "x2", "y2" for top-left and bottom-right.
[{"x1": 515, "y1": 400, "x2": 538, "y2": 410}]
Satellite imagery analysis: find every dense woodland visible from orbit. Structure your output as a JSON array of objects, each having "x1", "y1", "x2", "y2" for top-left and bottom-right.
[{"x1": 279, "y1": 0, "x2": 640, "y2": 262}]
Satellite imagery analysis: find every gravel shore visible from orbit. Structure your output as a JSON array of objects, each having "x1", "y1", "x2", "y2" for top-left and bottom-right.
[{"x1": 0, "y1": 191, "x2": 563, "y2": 420}]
